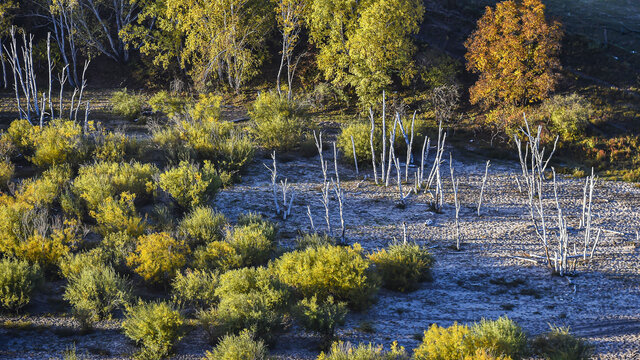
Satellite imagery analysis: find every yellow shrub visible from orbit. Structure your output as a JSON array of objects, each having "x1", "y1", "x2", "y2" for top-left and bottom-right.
[
  {"x1": 193, "y1": 241, "x2": 241, "y2": 272},
  {"x1": 14, "y1": 219, "x2": 81, "y2": 267},
  {"x1": 272, "y1": 243, "x2": 379, "y2": 310},
  {"x1": 0, "y1": 160, "x2": 14, "y2": 188},
  {"x1": 73, "y1": 161, "x2": 157, "y2": 211},
  {"x1": 414, "y1": 323, "x2": 470, "y2": 360},
  {"x1": 90, "y1": 192, "x2": 146, "y2": 237},
  {"x1": 157, "y1": 161, "x2": 222, "y2": 209},
  {"x1": 6, "y1": 119, "x2": 36, "y2": 152},
  {"x1": 15, "y1": 165, "x2": 72, "y2": 207},
  {"x1": 188, "y1": 93, "x2": 222, "y2": 122},
  {"x1": 464, "y1": 349, "x2": 512, "y2": 360},
  {"x1": 127, "y1": 232, "x2": 189, "y2": 284},
  {"x1": 93, "y1": 130, "x2": 130, "y2": 162},
  {"x1": 29, "y1": 119, "x2": 85, "y2": 167},
  {"x1": 368, "y1": 242, "x2": 434, "y2": 292}
]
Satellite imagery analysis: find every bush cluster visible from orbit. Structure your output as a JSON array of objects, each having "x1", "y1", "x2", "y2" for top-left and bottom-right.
[
  {"x1": 127, "y1": 232, "x2": 189, "y2": 284},
  {"x1": 540, "y1": 93, "x2": 594, "y2": 141},
  {"x1": 225, "y1": 223, "x2": 275, "y2": 267},
  {"x1": 110, "y1": 88, "x2": 145, "y2": 120},
  {"x1": 203, "y1": 329, "x2": 268, "y2": 360},
  {"x1": 157, "y1": 161, "x2": 222, "y2": 209},
  {"x1": 318, "y1": 341, "x2": 408, "y2": 360},
  {"x1": 531, "y1": 326, "x2": 592, "y2": 360},
  {"x1": 368, "y1": 242, "x2": 434, "y2": 292},
  {"x1": 273, "y1": 244, "x2": 379, "y2": 310},
  {"x1": 90, "y1": 192, "x2": 146, "y2": 237},
  {"x1": 171, "y1": 269, "x2": 219, "y2": 309},
  {"x1": 293, "y1": 295, "x2": 347, "y2": 339},
  {"x1": 193, "y1": 240, "x2": 242, "y2": 272},
  {"x1": 198, "y1": 267, "x2": 291, "y2": 342},
  {"x1": 123, "y1": 300, "x2": 184, "y2": 359},
  {"x1": 249, "y1": 91, "x2": 306, "y2": 151},
  {"x1": 178, "y1": 206, "x2": 227, "y2": 246},
  {"x1": 63, "y1": 263, "x2": 130, "y2": 327},
  {"x1": 0, "y1": 258, "x2": 42, "y2": 312}
]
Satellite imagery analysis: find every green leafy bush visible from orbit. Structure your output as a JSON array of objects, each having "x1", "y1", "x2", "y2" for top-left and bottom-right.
[
  {"x1": 171, "y1": 269, "x2": 219, "y2": 309},
  {"x1": 73, "y1": 161, "x2": 157, "y2": 211},
  {"x1": 6, "y1": 119, "x2": 34, "y2": 152},
  {"x1": 29, "y1": 119, "x2": 85, "y2": 168},
  {"x1": 149, "y1": 91, "x2": 186, "y2": 118},
  {"x1": 337, "y1": 122, "x2": 381, "y2": 164},
  {"x1": 215, "y1": 132, "x2": 255, "y2": 175},
  {"x1": 100, "y1": 231, "x2": 136, "y2": 269},
  {"x1": 226, "y1": 224, "x2": 275, "y2": 267},
  {"x1": 203, "y1": 329, "x2": 268, "y2": 360},
  {"x1": 249, "y1": 91, "x2": 306, "y2": 151},
  {"x1": 90, "y1": 192, "x2": 146, "y2": 237},
  {"x1": 466, "y1": 317, "x2": 527, "y2": 360},
  {"x1": 413, "y1": 322, "x2": 470, "y2": 360},
  {"x1": 296, "y1": 233, "x2": 336, "y2": 250},
  {"x1": 531, "y1": 326, "x2": 592, "y2": 360},
  {"x1": 0, "y1": 160, "x2": 14, "y2": 188},
  {"x1": 110, "y1": 88, "x2": 145, "y2": 120},
  {"x1": 236, "y1": 212, "x2": 277, "y2": 241},
  {"x1": 273, "y1": 244, "x2": 379, "y2": 310},
  {"x1": 368, "y1": 242, "x2": 434, "y2": 292},
  {"x1": 193, "y1": 241, "x2": 242, "y2": 272},
  {"x1": 318, "y1": 341, "x2": 408, "y2": 360},
  {"x1": 123, "y1": 300, "x2": 184, "y2": 359},
  {"x1": 127, "y1": 232, "x2": 189, "y2": 284},
  {"x1": 178, "y1": 206, "x2": 227, "y2": 246},
  {"x1": 157, "y1": 161, "x2": 222, "y2": 209},
  {"x1": 541, "y1": 94, "x2": 594, "y2": 141},
  {"x1": 0, "y1": 258, "x2": 42, "y2": 311},
  {"x1": 63, "y1": 263, "x2": 130, "y2": 327},
  {"x1": 92, "y1": 130, "x2": 133, "y2": 163},
  {"x1": 58, "y1": 248, "x2": 109, "y2": 279},
  {"x1": 199, "y1": 267, "x2": 291, "y2": 342},
  {"x1": 294, "y1": 295, "x2": 347, "y2": 338}
]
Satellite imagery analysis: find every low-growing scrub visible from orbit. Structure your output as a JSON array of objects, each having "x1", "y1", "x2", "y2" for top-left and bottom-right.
[
  {"x1": 0, "y1": 258, "x2": 42, "y2": 312},
  {"x1": 157, "y1": 161, "x2": 222, "y2": 209},
  {"x1": 368, "y1": 242, "x2": 434, "y2": 292},
  {"x1": 249, "y1": 91, "x2": 306, "y2": 151},
  {"x1": 203, "y1": 329, "x2": 268, "y2": 360},
  {"x1": 90, "y1": 192, "x2": 146, "y2": 237},
  {"x1": 110, "y1": 88, "x2": 145, "y2": 120},
  {"x1": 296, "y1": 233, "x2": 336, "y2": 250},
  {"x1": 199, "y1": 267, "x2": 291, "y2": 342},
  {"x1": 127, "y1": 232, "x2": 189, "y2": 284},
  {"x1": 466, "y1": 316, "x2": 527, "y2": 359},
  {"x1": 178, "y1": 206, "x2": 227, "y2": 246},
  {"x1": 123, "y1": 300, "x2": 184, "y2": 359},
  {"x1": 293, "y1": 295, "x2": 347, "y2": 340},
  {"x1": 413, "y1": 322, "x2": 470, "y2": 360},
  {"x1": 531, "y1": 326, "x2": 592, "y2": 360},
  {"x1": 63, "y1": 263, "x2": 130, "y2": 327},
  {"x1": 171, "y1": 269, "x2": 219, "y2": 309},
  {"x1": 337, "y1": 122, "x2": 381, "y2": 164},
  {"x1": 541, "y1": 93, "x2": 594, "y2": 141},
  {"x1": 0, "y1": 160, "x2": 15, "y2": 188},
  {"x1": 273, "y1": 244, "x2": 379, "y2": 310},
  {"x1": 73, "y1": 161, "x2": 157, "y2": 211},
  {"x1": 226, "y1": 223, "x2": 275, "y2": 267},
  {"x1": 193, "y1": 241, "x2": 242, "y2": 272},
  {"x1": 318, "y1": 341, "x2": 408, "y2": 360},
  {"x1": 28, "y1": 119, "x2": 85, "y2": 168}
]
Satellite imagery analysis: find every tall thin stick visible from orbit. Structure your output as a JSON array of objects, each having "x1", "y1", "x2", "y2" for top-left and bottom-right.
[
  {"x1": 369, "y1": 108, "x2": 378, "y2": 184},
  {"x1": 350, "y1": 135, "x2": 359, "y2": 176},
  {"x1": 477, "y1": 160, "x2": 490, "y2": 216},
  {"x1": 450, "y1": 153, "x2": 461, "y2": 250}
]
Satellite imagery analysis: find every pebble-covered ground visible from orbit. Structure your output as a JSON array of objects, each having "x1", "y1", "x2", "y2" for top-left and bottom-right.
[{"x1": 1, "y1": 136, "x2": 640, "y2": 359}]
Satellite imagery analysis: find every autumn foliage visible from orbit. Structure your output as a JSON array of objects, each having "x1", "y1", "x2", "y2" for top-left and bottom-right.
[{"x1": 464, "y1": 0, "x2": 563, "y2": 108}]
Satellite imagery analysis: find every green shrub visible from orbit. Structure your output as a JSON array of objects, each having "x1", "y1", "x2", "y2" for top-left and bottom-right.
[
  {"x1": 63, "y1": 263, "x2": 130, "y2": 327},
  {"x1": 337, "y1": 122, "x2": 382, "y2": 164},
  {"x1": 92, "y1": 130, "x2": 132, "y2": 163},
  {"x1": 294, "y1": 295, "x2": 347, "y2": 338},
  {"x1": 178, "y1": 206, "x2": 227, "y2": 246},
  {"x1": 0, "y1": 160, "x2": 14, "y2": 188},
  {"x1": 15, "y1": 165, "x2": 72, "y2": 207},
  {"x1": 466, "y1": 317, "x2": 527, "y2": 360},
  {"x1": 58, "y1": 248, "x2": 109, "y2": 279},
  {"x1": 318, "y1": 341, "x2": 408, "y2": 360},
  {"x1": 531, "y1": 326, "x2": 592, "y2": 360},
  {"x1": 272, "y1": 244, "x2": 379, "y2": 310},
  {"x1": 296, "y1": 233, "x2": 336, "y2": 250},
  {"x1": 249, "y1": 91, "x2": 306, "y2": 151},
  {"x1": 123, "y1": 300, "x2": 184, "y2": 359},
  {"x1": 236, "y1": 212, "x2": 277, "y2": 241},
  {"x1": 226, "y1": 224, "x2": 275, "y2": 267},
  {"x1": 368, "y1": 242, "x2": 434, "y2": 292},
  {"x1": 6, "y1": 119, "x2": 34, "y2": 152},
  {"x1": 203, "y1": 329, "x2": 268, "y2": 360},
  {"x1": 171, "y1": 269, "x2": 219, "y2": 309},
  {"x1": 157, "y1": 161, "x2": 222, "y2": 209},
  {"x1": 149, "y1": 91, "x2": 186, "y2": 118},
  {"x1": 541, "y1": 94, "x2": 594, "y2": 141},
  {"x1": 100, "y1": 231, "x2": 136, "y2": 269},
  {"x1": 110, "y1": 88, "x2": 145, "y2": 120},
  {"x1": 90, "y1": 192, "x2": 146, "y2": 237},
  {"x1": 188, "y1": 93, "x2": 222, "y2": 122},
  {"x1": 28, "y1": 119, "x2": 85, "y2": 168},
  {"x1": 199, "y1": 267, "x2": 291, "y2": 342},
  {"x1": 0, "y1": 258, "x2": 42, "y2": 312},
  {"x1": 127, "y1": 232, "x2": 189, "y2": 284},
  {"x1": 413, "y1": 323, "x2": 470, "y2": 360},
  {"x1": 73, "y1": 161, "x2": 157, "y2": 211},
  {"x1": 215, "y1": 132, "x2": 255, "y2": 175},
  {"x1": 193, "y1": 241, "x2": 242, "y2": 272},
  {"x1": 420, "y1": 52, "x2": 461, "y2": 89}
]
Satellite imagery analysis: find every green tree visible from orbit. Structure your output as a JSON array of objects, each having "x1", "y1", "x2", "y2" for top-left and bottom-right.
[
  {"x1": 464, "y1": 0, "x2": 563, "y2": 108},
  {"x1": 307, "y1": 0, "x2": 423, "y2": 106},
  {"x1": 124, "y1": 0, "x2": 273, "y2": 92}
]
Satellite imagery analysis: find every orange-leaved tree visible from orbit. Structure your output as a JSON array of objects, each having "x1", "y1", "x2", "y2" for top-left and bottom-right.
[{"x1": 464, "y1": 0, "x2": 563, "y2": 108}]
